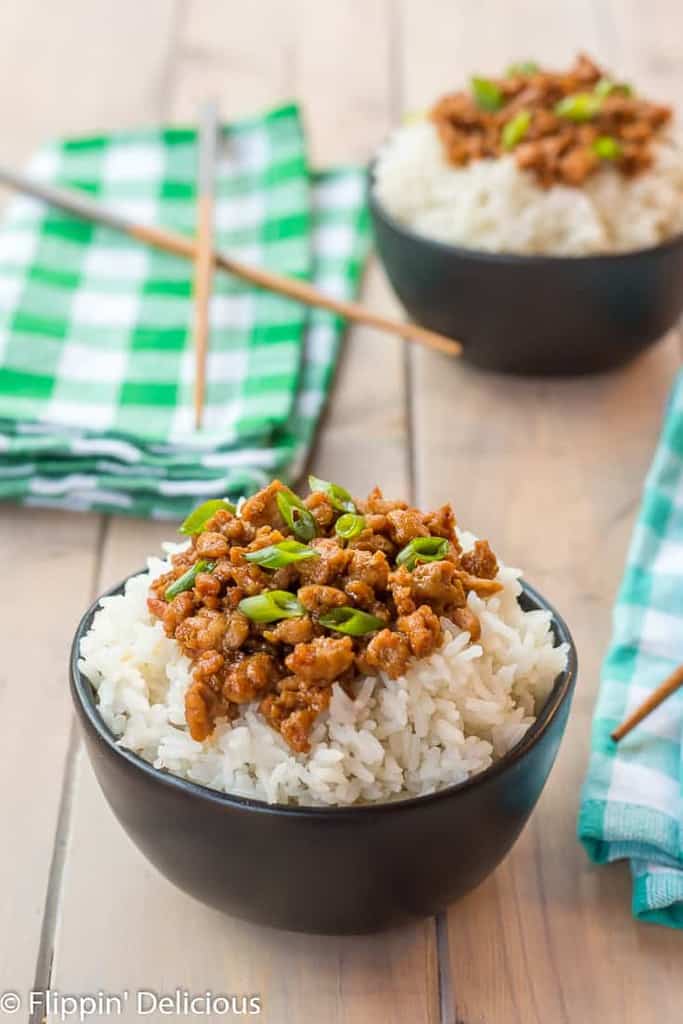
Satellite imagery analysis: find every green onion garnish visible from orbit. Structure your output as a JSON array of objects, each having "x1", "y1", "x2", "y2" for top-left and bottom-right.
[
  {"x1": 318, "y1": 607, "x2": 384, "y2": 636},
  {"x1": 471, "y1": 77, "x2": 504, "y2": 112},
  {"x1": 594, "y1": 77, "x2": 633, "y2": 99},
  {"x1": 308, "y1": 474, "x2": 356, "y2": 513},
  {"x1": 244, "y1": 540, "x2": 320, "y2": 569},
  {"x1": 238, "y1": 590, "x2": 305, "y2": 623},
  {"x1": 165, "y1": 560, "x2": 216, "y2": 601},
  {"x1": 592, "y1": 135, "x2": 623, "y2": 160},
  {"x1": 396, "y1": 536, "x2": 449, "y2": 572},
  {"x1": 554, "y1": 92, "x2": 602, "y2": 122},
  {"x1": 276, "y1": 489, "x2": 317, "y2": 541},
  {"x1": 335, "y1": 513, "x2": 366, "y2": 541},
  {"x1": 506, "y1": 61, "x2": 539, "y2": 77},
  {"x1": 179, "y1": 499, "x2": 236, "y2": 536},
  {"x1": 502, "y1": 110, "x2": 531, "y2": 149}
]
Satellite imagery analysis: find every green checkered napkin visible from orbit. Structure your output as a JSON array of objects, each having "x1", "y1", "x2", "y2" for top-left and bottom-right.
[
  {"x1": 0, "y1": 104, "x2": 370, "y2": 517},
  {"x1": 579, "y1": 370, "x2": 683, "y2": 928}
]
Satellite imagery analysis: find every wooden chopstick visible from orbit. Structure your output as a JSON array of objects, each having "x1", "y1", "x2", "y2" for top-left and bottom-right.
[
  {"x1": 192, "y1": 99, "x2": 219, "y2": 429},
  {"x1": 611, "y1": 663, "x2": 683, "y2": 741},
  {"x1": 0, "y1": 165, "x2": 462, "y2": 358}
]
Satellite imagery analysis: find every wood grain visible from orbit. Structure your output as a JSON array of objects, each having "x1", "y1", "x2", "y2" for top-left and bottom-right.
[
  {"x1": 397, "y1": 1, "x2": 683, "y2": 1021},
  {"x1": 47, "y1": 3, "x2": 439, "y2": 1022},
  {"x1": 4, "y1": 1, "x2": 683, "y2": 1021},
  {"x1": 0, "y1": 0, "x2": 181, "y2": 1003},
  {"x1": 0, "y1": 509, "x2": 99, "y2": 998},
  {"x1": 0, "y1": 0, "x2": 180, "y2": 166}
]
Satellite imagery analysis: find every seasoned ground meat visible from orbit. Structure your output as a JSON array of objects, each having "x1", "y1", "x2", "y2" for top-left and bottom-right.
[
  {"x1": 425, "y1": 505, "x2": 460, "y2": 546},
  {"x1": 285, "y1": 636, "x2": 355, "y2": 684},
  {"x1": 240, "y1": 480, "x2": 287, "y2": 528},
  {"x1": 298, "y1": 584, "x2": 348, "y2": 614},
  {"x1": 260, "y1": 679, "x2": 333, "y2": 753},
  {"x1": 347, "y1": 549, "x2": 390, "y2": 590},
  {"x1": 176, "y1": 609, "x2": 227, "y2": 653},
  {"x1": 455, "y1": 570, "x2": 503, "y2": 598},
  {"x1": 155, "y1": 590, "x2": 194, "y2": 635},
  {"x1": 397, "y1": 606, "x2": 442, "y2": 658},
  {"x1": 452, "y1": 606, "x2": 481, "y2": 642},
  {"x1": 223, "y1": 652, "x2": 281, "y2": 703},
  {"x1": 385, "y1": 508, "x2": 429, "y2": 545},
  {"x1": 387, "y1": 566, "x2": 417, "y2": 617},
  {"x1": 296, "y1": 537, "x2": 351, "y2": 585},
  {"x1": 362, "y1": 629, "x2": 412, "y2": 679},
  {"x1": 411, "y1": 561, "x2": 466, "y2": 612},
  {"x1": 305, "y1": 491, "x2": 336, "y2": 529},
  {"x1": 264, "y1": 617, "x2": 315, "y2": 645},
  {"x1": 222, "y1": 610, "x2": 250, "y2": 651},
  {"x1": 195, "y1": 531, "x2": 230, "y2": 560},
  {"x1": 185, "y1": 682, "x2": 227, "y2": 743},
  {"x1": 460, "y1": 539, "x2": 499, "y2": 580},
  {"x1": 149, "y1": 479, "x2": 503, "y2": 751},
  {"x1": 280, "y1": 709, "x2": 319, "y2": 753},
  {"x1": 347, "y1": 529, "x2": 396, "y2": 557},
  {"x1": 360, "y1": 487, "x2": 408, "y2": 515},
  {"x1": 344, "y1": 579, "x2": 375, "y2": 609},
  {"x1": 430, "y1": 54, "x2": 672, "y2": 187}
]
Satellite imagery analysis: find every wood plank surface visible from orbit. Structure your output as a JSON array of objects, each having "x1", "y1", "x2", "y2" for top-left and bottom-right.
[
  {"x1": 398, "y1": 2, "x2": 683, "y2": 1022},
  {"x1": 0, "y1": 0, "x2": 181, "y2": 1004},
  {"x1": 0, "y1": 0, "x2": 181, "y2": 166},
  {"x1": 0, "y1": 509, "x2": 99, "y2": 998},
  {"x1": 2, "y1": 1, "x2": 682, "y2": 1021},
  {"x1": 47, "y1": 3, "x2": 439, "y2": 1022}
]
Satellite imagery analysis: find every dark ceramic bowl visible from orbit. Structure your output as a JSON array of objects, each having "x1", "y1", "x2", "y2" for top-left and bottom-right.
[
  {"x1": 70, "y1": 576, "x2": 577, "y2": 935},
  {"x1": 369, "y1": 168, "x2": 683, "y2": 375}
]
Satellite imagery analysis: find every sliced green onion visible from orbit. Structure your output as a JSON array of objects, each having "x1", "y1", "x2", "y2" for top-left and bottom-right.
[
  {"x1": 502, "y1": 110, "x2": 531, "y2": 149},
  {"x1": 245, "y1": 540, "x2": 320, "y2": 569},
  {"x1": 179, "y1": 499, "x2": 236, "y2": 535},
  {"x1": 335, "y1": 513, "x2": 366, "y2": 541},
  {"x1": 239, "y1": 590, "x2": 305, "y2": 623},
  {"x1": 308, "y1": 474, "x2": 356, "y2": 513},
  {"x1": 276, "y1": 488, "x2": 317, "y2": 541},
  {"x1": 318, "y1": 606, "x2": 384, "y2": 636},
  {"x1": 595, "y1": 77, "x2": 633, "y2": 99},
  {"x1": 592, "y1": 135, "x2": 623, "y2": 160},
  {"x1": 471, "y1": 77, "x2": 504, "y2": 112},
  {"x1": 396, "y1": 536, "x2": 449, "y2": 572},
  {"x1": 165, "y1": 560, "x2": 216, "y2": 601},
  {"x1": 554, "y1": 92, "x2": 602, "y2": 122},
  {"x1": 506, "y1": 61, "x2": 539, "y2": 77}
]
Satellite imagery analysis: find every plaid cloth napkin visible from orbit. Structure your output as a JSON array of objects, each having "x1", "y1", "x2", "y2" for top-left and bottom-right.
[
  {"x1": 0, "y1": 104, "x2": 370, "y2": 518},
  {"x1": 579, "y1": 370, "x2": 683, "y2": 928}
]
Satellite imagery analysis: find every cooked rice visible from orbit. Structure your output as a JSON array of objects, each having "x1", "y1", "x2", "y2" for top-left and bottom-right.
[
  {"x1": 374, "y1": 119, "x2": 683, "y2": 255},
  {"x1": 79, "y1": 534, "x2": 568, "y2": 807}
]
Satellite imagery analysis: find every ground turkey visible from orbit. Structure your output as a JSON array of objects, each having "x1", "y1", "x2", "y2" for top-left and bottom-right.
[{"x1": 148, "y1": 480, "x2": 503, "y2": 750}]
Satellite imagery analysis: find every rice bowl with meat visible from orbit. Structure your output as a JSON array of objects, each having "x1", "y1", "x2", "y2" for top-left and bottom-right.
[
  {"x1": 373, "y1": 54, "x2": 683, "y2": 256},
  {"x1": 79, "y1": 480, "x2": 568, "y2": 807}
]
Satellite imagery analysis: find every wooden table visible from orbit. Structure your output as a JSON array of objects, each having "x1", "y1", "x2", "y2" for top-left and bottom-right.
[{"x1": 2, "y1": 2, "x2": 681, "y2": 1021}]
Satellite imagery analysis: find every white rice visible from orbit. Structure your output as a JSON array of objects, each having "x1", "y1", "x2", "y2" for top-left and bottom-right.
[
  {"x1": 374, "y1": 119, "x2": 683, "y2": 255},
  {"x1": 79, "y1": 535, "x2": 568, "y2": 807}
]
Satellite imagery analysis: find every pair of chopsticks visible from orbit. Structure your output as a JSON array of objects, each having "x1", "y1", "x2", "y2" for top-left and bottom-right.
[
  {"x1": 192, "y1": 100, "x2": 219, "y2": 429},
  {"x1": 0, "y1": 117, "x2": 462, "y2": 431}
]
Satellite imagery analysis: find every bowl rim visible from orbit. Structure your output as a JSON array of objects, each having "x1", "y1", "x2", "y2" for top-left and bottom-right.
[
  {"x1": 70, "y1": 573, "x2": 578, "y2": 819},
  {"x1": 367, "y1": 159, "x2": 683, "y2": 265}
]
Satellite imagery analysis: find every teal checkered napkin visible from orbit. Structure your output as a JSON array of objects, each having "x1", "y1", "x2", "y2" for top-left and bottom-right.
[
  {"x1": 579, "y1": 370, "x2": 683, "y2": 928},
  {"x1": 0, "y1": 106, "x2": 370, "y2": 518}
]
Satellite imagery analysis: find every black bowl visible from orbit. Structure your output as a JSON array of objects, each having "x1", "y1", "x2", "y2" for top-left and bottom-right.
[
  {"x1": 369, "y1": 170, "x2": 683, "y2": 375},
  {"x1": 70, "y1": 576, "x2": 577, "y2": 935}
]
